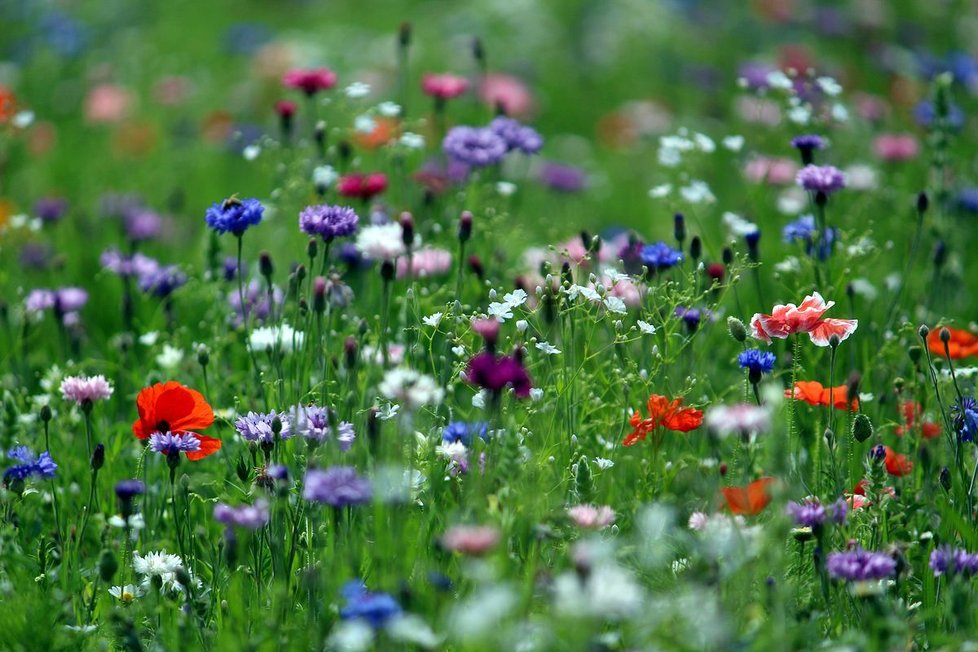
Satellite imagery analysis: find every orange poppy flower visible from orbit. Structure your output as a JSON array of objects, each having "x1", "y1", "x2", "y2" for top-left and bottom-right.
[
  {"x1": 132, "y1": 381, "x2": 219, "y2": 460},
  {"x1": 354, "y1": 117, "x2": 398, "y2": 150},
  {"x1": 883, "y1": 446, "x2": 912, "y2": 477},
  {"x1": 722, "y1": 477, "x2": 776, "y2": 515},
  {"x1": 623, "y1": 394, "x2": 703, "y2": 446},
  {"x1": 894, "y1": 400, "x2": 941, "y2": 439},
  {"x1": 927, "y1": 326, "x2": 978, "y2": 359},
  {"x1": 0, "y1": 85, "x2": 15, "y2": 123},
  {"x1": 785, "y1": 380, "x2": 858, "y2": 411}
]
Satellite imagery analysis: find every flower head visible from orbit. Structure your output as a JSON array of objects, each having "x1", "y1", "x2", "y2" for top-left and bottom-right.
[
  {"x1": 737, "y1": 349, "x2": 776, "y2": 374},
  {"x1": 214, "y1": 499, "x2": 269, "y2": 530},
  {"x1": 148, "y1": 431, "x2": 202, "y2": 455},
  {"x1": 204, "y1": 197, "x2": 264, "y2": 236},
  {"x1": 443, "y1": 126, "x2": 508, "y2": 167},
  {"x1": 356, "y1": 223, "x2": 406, "y2": 261},
  {"x1": 337, "y1": 173, "x2": 387, "y2": 201},
  {"x1": 703, "y1": 404, "x2": 771, "y2": 438},
  {"x1": 339, "y1": 581, "x2": 402, "y2": 629},
  {"x1": 786, "y1": 380, "x2": 858, "y2": 411},
  {"x1": 283, "y1": 68, "x2": 337, "y2": 95},
  {"x1": 132, "y1": 382, "x2": 219, "y2": 460},
  {"x1": 421, "y1": 73, "x2": 469, "y2": 99},
  {"x1": 928, "y1": 326, "x2": 978, "y2": 359},
  {"x1": 378, "y1": 368, "x2": 444, "y2": 409},
  {"x1": 299, "y1": 204, "x2": 359, "y2": 241},
  {"x1": 624, "y1": 394, "x2": 703, "y2": 446},
  {"x1": 826, "y1": 548, "x2": 897, "y2": 582},
  {"x1": 442, "y1": 421, "x2": 488, "y2": 447},
  {"x1": 796, "y1": 164, "x2": 846, "y2": 194},
  {"x1": 640, "y1": 241, "x2": 683, "y2": 271},
  {"x1": 464, "y1": 352, "x2": 532, "y2": 398},
  {"x1": 3, "y1": 447, "x2": 57, "y2": 483},
  {"x1": 303, "y1": 466, "x2": 373, "y2": 506},
  {"x1": 234, "y1": 410, "x2": 292, "y2": 444},
  {"x1": 930, "y1": 546, "x2": 978, "y2": 577},
  {"x1": 60, "y1": 375, "x2": 113, "y2": 405},
  {"x1": 440, "y1": 525, "x2": 500, "y2": 555},
  {"x1": 721, "y1": 477, "x2": 776, "y2": 515},
  {"x1": 567, "y1": 505, "x2": 616, "y2": 529},
  {"x1": 489, "y1": 116, "x2": 543, "y2": 154},
  {"x1": 750, "y1": 292, "x2": 857, "y2": 347}
]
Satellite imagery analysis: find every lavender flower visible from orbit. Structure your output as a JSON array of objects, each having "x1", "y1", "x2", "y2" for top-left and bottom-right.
[
  {"x1": 930, "y1": 545, "x2": 978, "y2": 577},
  {"x1": 538, "y1": 162, "x2": 587, "y2": 192},
  {"x1": 3, "y1": 447, "x2": 58, "y2": 483},
  {"x1": 489, "y1": 116, "x2": 543, "y2": 154},
  {"x1": 302, "y1": 466, "x2": 373, "y2": 506},
  {"x1": 138, "y1": 265, "x2": 187, "y2": 298},
  {"x1": 826, "y1": 548, "x2": 897, "y2": 581},
  {"x1": 227, "y1": 280, "x2": 283, "y2": 326},
  {"x1": 148, "y1": 432, "x2": 201, "y2": 455},
  {"x1": 790, "y1": 135, "x2": 825, "y2": 165},
  {"x1": 796, "y1": 164, "x2": 846, "y2": 194},
  {"x1": 214, "y1": 500, "x2": 270, "y2": 529},
  {"x1": 205, "y1": 197, "x2": 265, "y2": 236},
  {"x1": 785, "y1": 498, "x2": 828, "y2": 528},
  {"x1": 299, "y1": 204, "x2": 359, "y2": 241},
  {"x1": 35, "y1": 197, "x2": 68, "y2": 222},
  {"x1": 60, "y1": 375, "x2": 114, "y2": 405},
  {"x1": 234, "y1": 410, "x2": 292, "y2": 444},
  {"x1": 101, "y1": 249, "x2": 161, "y2": 278},
  {"x1": 125, "y1": 210, "x2": 163, "y2": 241},
  {"x1": 443, "y1": 126, "x2": 508, "y2": 167}
]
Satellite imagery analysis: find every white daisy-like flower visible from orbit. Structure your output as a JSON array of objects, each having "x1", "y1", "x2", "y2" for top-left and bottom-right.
[
  {"x1": 648, "y1": 183, "x2": 672, "y2": 198},
  {"x1": 109, "y1": 584, "x2": 143, "y2": 603},
  {"x1": 503, "y1": 289, "x2": 528, "y2": 307},
  {"x1": 378, "y1": 368, "x2": 444, "y2": 410},
  {"x1": 679, "y1": 180, "x2": 715, "y2": 204},
  {"x1": 249, "y1": 323, "x2": 304, "y2": 353},
  {"x1": 377, "y1": 101, "x2": 401, "y2": 117},
  {"x1": 637, "y1": 320, "x2": 656, "y2": 335},
  {"x1": 133, "y1": 550, "x2": 182, "y2": 579},
  {"x1": 487, "y1": 302, "x2": 514, "y2": 322},
  {"x1": 535, "y1": 341, "x2": 561, "y2": 355},
  {"x1": 422, "y1": 312, "x2": 443, "y2": 328},
  {"x1": 354, "y1": 115, "x2": 377, "y2": 134},
  {"x1": 356, "y1": 223, "x2": 407, "y2": 261},
  {"x1": 344, "y1": 82, "x2": 371, "y2": 98},
  {"x1": 722, "y1": 135, "x2": 744, "y2": 151},
  {"x1": 399, "y1": 132, "x2": 425, "y2": 149},
  {"x1": 603, "y1": 296, "x2": 627, "y2": 314}
]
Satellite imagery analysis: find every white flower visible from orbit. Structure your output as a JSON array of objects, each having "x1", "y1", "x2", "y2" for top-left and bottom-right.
[
  {"x1": 344, "y1": 82, "x2": 371, "y2": 98},
  {"x1": 603, "y1": 296, "x2": 627, "y2": 314},
  {"x1": 722, "y1": 212, "x2": 758, "y2": 237},
  {"x1": 354, "y1": 115, "x2": 376, "y2": 134},
  {"x1": 387, "y1": 614, "x2": 440, "y2": 648},
  {"x1": 377, "y1": 101, "x2": 401, "y2": 117},
  {"x1": 777, "y1": 188, "x2": 806, "y2": 214},
  {"x1": 831, "y1": 102, "x2": 849, "y2": 122},
  {"x1": 243, "y1": 144, "x2": 261, "y2": 161},
  {"x1": 529, "y1": 388, "x2": 544, "y2": 401},
  {"x1": 487, "y1": 302, "x2": 514, "y2": 322},
  {"x1": 553, "y1": 562, "x2": 644, "y2": 619},
  {"x1": 356, "y1": 224, "x2": 406, "y2": 261},
  {"x1": 637, "y1": 320, "x2": 656, "y2": 335},
  {"x1": 422, "y1": 312, "x2": 443, "y2": 328},
  {"x1": 327, "y1": 620, "x2": 375, "y2": 651},
  {"x1": 704, "y1": 404, "x2": 772, "y2": 439},
  {"x1": 765, "y1": 71, "x2": 793, "y2": 90},
  {"x1": 139, "y1": 331, "x2": 159, "y2": 346},
  {"x1": 250, "y1": 323, "x2": 304, "y2": 353},
  {"x1": 472, "y1": 389, "x2": 487, "y2": 408},
  {"x1": 679, "y1": 180, "x2": 715, "y2": 204},
  {"x1": 155, "y1": 345, "x2": 183, "y2": 370},
  {"x1": 133, "y1": 550, "x2": 182, "y2": 578},
  {"x1": 12, "y1": 111, "x2": 34, "y2": 128},
  {"x1": 649, "y1": 183, "x2": 672, "y2": 198},
  {"x1": 313, "y1": 165, "x2": 339, "y2": 188},
  {"x1": 593, "y1": 457, "x2": 615, "y2": 470},
  {"x1": 844, "y1": 164, "x2": 877, "y2": 191},
  {"x1": 504, "y1": 289, "x2": 528, "y2": 307},
  {"x1": 399, "y1": 132, "x2": 425, "y2": 149},
  {"x1": 787, "y1": 104, "x2": 811, "y2": 124},
  {"x1": 693, "y1": 132, "x2": 715, "y2": 152},
  {"x1": 817, "y1": 76, "x2": 843, "y2": 96},
  {"x1": 774, "y1": 256, "x2": 801, "y2": 273},
  {"x1": 451, "y1": 345, "x2": 466, "y2": 357},
  {"x1": 376, "y1": 402, "x2": 400, "y2": 421},
  {"x1": 378, "y1": 368, "x2": 443, "y2": 410},
  {"x1": 848, "y1": 278, "x2": 878, "y2": 301},
  {"x1": 536, "y1": 341, "x2": 561, "y2": 355},
  {"x1": 109, "y1": 584, "x2": 143, "y2": 603},
  {"x1": 657, "y1": 147, "x2": 681, "y2": 167},
  {"x1": 722, "y1": 135, "x2": 744, "y2": 151},
  {"x1": 496, "y1": 181, "x2": 517, "y2": 196}
]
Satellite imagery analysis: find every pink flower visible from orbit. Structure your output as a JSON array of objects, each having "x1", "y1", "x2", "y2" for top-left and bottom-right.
[
  {"x1": 750, "y1": 292, "x2": 857, "y2": 347},
  {"x1": 283, "y1": 68, "x2": 337, "y2": 95},
  {"x1": 85, "y1": 84, "x2": 133, "y2": 124},
  {"x1": 60, "y1": 375, "x2": 114, "y2": 405},
  {"x1": 743, "y1": 156, "x2": 798, "y2": 185},
  {"x1": 397, "y1": 248, "x2": 452, "y2": 279},
  {"x1": 440, "y1": 525, "x2": 500, "y2": 555},
  {"x1": 421, "y1": 73, "x2": 470, "y2": 100},
  {"x1": 567, "y1": 504, "x2": 616, "y2": 529},
  {"x1": 479, "y1": 73, "x2": 534, "y2": 117},
  {"x1": 688, "y1": 512, "x2": 709, "y2": 531},
  {"x1": 153, "y1": 76, "x2": 192, "y2": 106},
  {"x1": 604, "y1": 275, "x2": 642, "y2": 307},
  {"x1": 704, "y1": 404, "x2": 771, "y2": 438},
  {"x1": 873, "y1": 134, "x2": 919, "y2": 162}
]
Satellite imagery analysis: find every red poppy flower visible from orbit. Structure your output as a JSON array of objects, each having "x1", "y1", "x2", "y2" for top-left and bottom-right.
[
  {"x1": 623, "y1": 394, "x2": 703, "y2": 446},
  {"x1": 883, "y1": 446, "x2": 912, "y2": 477},
  {"x1": 785, "y1": 380, "x2": 858, "y2": 411},
  {"x1": 894, "y1": 400, "x2": 941, "y2": 439},
  {"x1": 338, "y1": 173, "x2": 388, "y2": 200},
  {"x1": 132, "y1": 381, "x2": 219, "y2": 460},
  {"x1": 750, "y1": 292, "x2": 857, "y2": 347},
  {"x1": 927, "y1": 326, "x2": 978, "y2": 359},
  {"x1": 421, "y1": 73, "x2": 470, "y2": 100},
  {"x1": 722, "y1": 477, "x2": 776, "y2": 515}
]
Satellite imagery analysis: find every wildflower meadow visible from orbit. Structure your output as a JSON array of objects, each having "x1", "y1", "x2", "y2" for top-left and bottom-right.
[{"x1": 3, "y1": 1, "x2": 978, "y2": 650}]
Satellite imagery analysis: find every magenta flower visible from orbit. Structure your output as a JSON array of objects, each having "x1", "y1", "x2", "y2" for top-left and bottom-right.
[
  {"x1": 464, "y1": 352, "x2": 532, "y2": 398},
  {"x1": 421, "y1": 73, "x2": 470, "y2": 100},
  {"x1": 283, "y1": 68, "x2": 337, "y2": 95}
]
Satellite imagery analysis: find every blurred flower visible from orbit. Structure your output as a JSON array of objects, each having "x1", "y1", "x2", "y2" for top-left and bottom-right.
[
  {"x1": 796, "y1": 164, "x2": 846, "y2": 194},
  {"x1": 3, "y1": 446, "x2": 57, "y2": 483},
  {"x1": 928, "y1": 326, "x2": 978, "y2": 358},
  {"x1": 567, "y1": 505, "x2": 616, "y2": 529},
  {"x1": 489, "y1": 116, "x2": 543, "y2": 154},
  {"x1": 338, "y1": 173, "x2": 387, "y2": 201},
  {"x1": 378, "y1": 368, "x2": 444, "y2": 409},
  {"x1": 443, "y1": 126, "x2": 507, "y2": 167},
  {"x1": 85, "y1": 84, "x2": 133, "y2": 124},
  {"x1": 479, "y1": 73, "x2": 533, "y2": 117},
  {"x1": 421, "y1": 73, "x2": 469, "y2": 99},
  {"x1": 35, "y1": 197, "x2": 67, "y2": 222},
  {"x1": 397, "y1": 248, "x2": 451, "y2": 278},
  {"x1": 303, "y1": 466, "x2": 372, "y2": 506},
  {"x1": 930, "y1": 546, "x2": 978, "y2": 577},
  {"x1": 786, "y1": 381, "x2": 858, "y2": 411},
  {"x1": 640, "y1": 241, "x2": 683, "y2": 272},
  {"x1": 60, "y1": 375, "x2": 113, "y2": 405},
  {"x1": 464, "y1": 352, "x2": 532, "y2": 398},
  {"x1": 721, "y1": 477, "x2": 775, "y2": 515},
  {"x1": 214, "y1": 499, "x2": 269, "y2": 529},
  {"x1": 895, "y1": 401, "x2": 941, "y2": 439},
  {"x1": 874, "y1": 134, "x2": 919, "y2": 162},
  {"x1": 340, "y1": 581, "x2": 402, "y2": 628},
  {"x1": 704, "y1": 404, "x2": 771, "y2": 439},
  {"x1": 283, "y1": 68, "x2": 337, "y2": 95},
  {"x1": 826, "y1": 548, "x2": 896, "y2": 581},
  {"x1": 538, "y1": 162, "x2": 587, "y2": 192},
  {"x1": 441, "y1": 525, "x2": 500, "y2": 555}
]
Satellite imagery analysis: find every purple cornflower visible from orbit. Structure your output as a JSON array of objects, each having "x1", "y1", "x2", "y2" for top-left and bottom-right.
[
  {"x1": 19, "y1": 243, "x2": 53, "y2": 270},
  {"x1": 339, "y1": 581, "x2": 402, "y2": 629},
  {"x1": 674, "y1": 306, "x2": 707, "y2": 332},
  {"x1": 138, "y1": 265, "x2": 187, "y2": 298},
  {"x1": 302, "y1": 466, "x2": 373, "y2": 506},
  {"x1": 640, "y1": 241, "x2": 683, "y2": 271},
  {"x1": 234, "y1": 410, "x2": 292, "y2": 444},
  {"x1": 299, "y1": 204, "x2": 359, "y2": 241},
  {"x1": 115, "y1": 479, "x2": 145, "y2": 500},
  {"x1": 224, "y1": 256, "x2": 245, "y2": 281},
  {"x1": 538, "y1": 162, "x2": 587, "y2": 192},
  {"x1": 205, "y1": 197, "x2": 265, "y2": 236},
  {"x1": 336, "y1": 422, "x2": 356, "y2": 451},
  {"x1": 785, "y1": 498, "x2": 827, "y2": 528},
  {"x1": 790, "y1": 135, "x2": 825, "y2": 165},
  {"x1": 35, "y1": 197, "x2": 68, "y2": 222},
  {"x1": 3, "y1": 447, "x2": 58, "y2": 483},
  {"x1": 796, "y1": 165, "x2": 846, "y2": 195},
  {"x1": 442, "y1": 421, "x2": 489, "y2": 447},
  {"x1": 149, "y1": 432, "x2": 201, "y2": 455},
  {"x1": 100, "y1": 249, "x2": 161, "y2": 278},
  {"x1": 464, "y1": 352, "x2": 532, "y2": 398},
  {"x1": 930, "y1": 545, "x2": 978, "y2": 577},
  {"x1": 227, "y1": 279, "x2": 283, "y2": 326},
  {"x1": 291, "y1": 405, "x2": 356, "y2": 451},
  {"x1": 442, "y1": 126, "x2": 508, "y2": 167},
  {"x1": 738, "y1": 349, "x2": 776, "y2": 375},
  {"x1": 489, "y1": 116, "x2": 543, "y2": 154},
  {"x1": 214, "y1": 499, "x2": 270, "y2": 529},
  {"x1": 125, "y1": 210, "x2": 163, "y2": 242},
  {"x1": 826, "y1": 548, "x2": 897, "y2": 581},
  {"x1": 25, "y1": 287, "x2": 88, "y2": 321}
]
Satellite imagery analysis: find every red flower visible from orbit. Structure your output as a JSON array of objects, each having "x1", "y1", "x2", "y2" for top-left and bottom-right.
[
  {"x1": 421, "y1": 73, "x2": 470, "y2": 100},
  {"x1": 750, "y1": 292, "x2": 857, "y2": 347},
  {"x1": 623, "y1": 394, "x2": 703, "y2": 446},
  {"x1": 894, "y1": 400, "x2": 941, "y2": 439},
  {"x1": 132, "y1": 381, "x2": 219, "y2": 460},
  {"x1": 785, "y1": 380, "x2": 858, "y2": 411},
  {"x1": 282, "y1": 68, "x2": 337, "y2": 96},
  {"x1": 927, "y1": 326, "x2": 978, "y2": 359},
  {"x1": 722, "y1": 477, "x2": 776, "y2": 515},
  {"x1": 337, "y1": 173, "x2": 388, "y2": 200},
  {"x1": 883, "y1": 447, "x2": 912, "y2": 477}
]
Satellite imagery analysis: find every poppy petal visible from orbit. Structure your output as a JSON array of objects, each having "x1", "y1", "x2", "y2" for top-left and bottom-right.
[
  {"x1": 186, "y1": 434, "x2": 222, "y2": 461},
  {"x1": 807, "y1": 318, "x2": 858, "y2": 347}
]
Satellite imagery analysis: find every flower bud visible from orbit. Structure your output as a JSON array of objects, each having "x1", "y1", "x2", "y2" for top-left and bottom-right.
[
  {"x1": 313, "y1": 276, "x2": 327, "y2": 314},
  {"x1": 399, "y1": 212, "x2": 414, "y2": 248},
  {"x1": 918, "y1": 324, "x2": 930, "y2": 339},
  {"x1": 40, "y1": 404, "x2": 52, "y2": 424},
  {"x1": 940, "y1": 327, "x2": 951, "y2": 344},
  {"x1": 940, "y1": 466, "x2": 952, "y2": 492},
  {"x1": 91, "y1": 443, "x2": 105, "y2": 472},
  {"x1": 99, "y1": 549, "x2": 118, "y2": 583},
  {"x1": 727, "y1": 317, "x2": 747, "y2": 343},
  {"x1": 689, "y1": 236, "x2": 702, "y2": 261},
  {"x1": 917, "y1": 191, "x2": 929, "y2": 215},
  {"x1": 380, "y1": 260, "x2": 396, "y2": 282},
  {"x1": 458, "y1": 211, "x2": 473, "y2": 243},
  {"x1": 259, "y1": 251, "x2": 274, "y2": 280},
  {"x1": 852, "y1": 413, "x2": 873, "y2": 443},
  {"x1": 673, "y1": 212, "x2": 686, "y2": 244},
  {"x1": 307, "y1": 238, "x2": 318, "y2": 261},
  {"x1": 345, "y1": 337, "x2": 358, "y2": 369}
]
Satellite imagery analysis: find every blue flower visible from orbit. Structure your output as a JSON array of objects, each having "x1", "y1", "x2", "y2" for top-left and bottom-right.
[
  {"x1": 738, "y1": 349, "x2": 776, "y2": 374},
  {"x1": 953, "y1": 398, "x2": 978, "y2": 442},
  {"x1": 914, "y1": 100, "x2": 965, "y2": 130},
  {"x1": 339, "y1": 581, "x2": 402, "y2": 628},
  {"x1": 3, "y1": 447, "x2": 57, "y2": 483},
  {"x1": 640, "y1": 241, "x2": 683, "y2": 271},
  {"x1": 442, "y1": 421, "x2": 489, "y2": 447},
  {"x1": 957, "y1": 188, "x2": 978, "y2": 213},
  {"x1": 205, "y1": 197, "x2": 265, "y2": 236}
]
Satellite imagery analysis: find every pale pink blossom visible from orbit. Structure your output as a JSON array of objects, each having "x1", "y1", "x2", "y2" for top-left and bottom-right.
[
  {"x1": 873, "y1": 134, "x2": 919, "y2": 162},
  {"x1": 60, "y1": 375, "x2": 114, "y2": 405},
  {"x1": 480, "y1": 73, "x2": 534, "y2": 117},
  {"x1": 440, "y1": 525, "x2": 500, "y2": 555},
  {"x1": 85, "y1": 84, "x2": 133, "y2": 124},
  {"x1": 396, "y1": 248, "x2": 452, "y2": 279},
  {"x1": 567, "y1": 504, "x2": 616, "y2": 529},
  {"x1": 744, "y1": 156, "x2": 798, "y2": 185}
]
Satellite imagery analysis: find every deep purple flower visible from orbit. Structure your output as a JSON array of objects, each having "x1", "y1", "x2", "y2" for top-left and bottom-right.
[
  {"x1": 674, "y1": 306, "x2": 707, "y2": 331},
  {"x1": 786, "y1": 499, "x2": 827, "y2": 528},
  {"x1": 339, "y1": 581, "x2": 402, "y2": 629},
  {"x1": 214, "y1": 499, "x2": 269, "y2": 529},
  {"x1": 303, "y1": 466, "x2": 373, "y2": 506},
  {"x1": 3, "y1": 447, "x2": 57, "y2": 483},
  {"x1": 224, "y1": 256, "x2": 245, "y2": 281},
  {"x1": 205, "y1": 197, "x2": 265, "y2": 236},
  {"x1": 234, "y1": 410, "x2": 292, "y2": 444},
  {"x1": 442, "y1": 126, "x2": 508, "y2": 167},
  {"x1": 538, "y1": 162, "x2": 587, "y2": 192},
  {"x1": 299, "y1": 204, "x2": 359, "y2": 241},
  {"x1": 19, "y1": 243, "x2": 53, "y2": 269},
  {"x1": 115, "y1": 479, "x2": 145, "y2": 500},
  {"x1": 640, "y1": 241, "x2": 683, "y2": 271},
  {"x1": 138, "y1": 265, "x2": 186, "y2": 298},
  {"x1": 930, "y1": 545, "x2": 978, "y2": 577},
  {"x1": 464, "y1": 352, "x2": 532, "y2": 398},
  {"x1": 790, "y1": 135, "x2": 825, "y2": 165},
  {"x1": 489, "y1": 116, "x2": 543, "y2": 154},
  {"x1": 35, "y1": 197, "x2": 68, "y2": 222},
  {"x1": 796, "y1": 165, "x2": 846, "y2": 194},
  {"x1": 826, "y1": 548, "x2": 897, "y2": 581}
]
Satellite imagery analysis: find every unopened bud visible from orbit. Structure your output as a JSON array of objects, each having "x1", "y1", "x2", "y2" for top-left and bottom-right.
[
  {"x1": 852, "y1": 413, "x2": 873, "y2": 443},
  {"x1": 727, "y1": 317, "x2": 747, "y2": 343}
]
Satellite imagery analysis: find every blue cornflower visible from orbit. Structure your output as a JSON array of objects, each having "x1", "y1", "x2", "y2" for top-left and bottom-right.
[
  {"x1": 914, "y1": 100, "x2": 965, "y2": 130},
  {"x1": 782, "y1": 215, "x2": 817, "y2": 243},
  {"x1": 640, "y1": 241, "x2": 683, "y2": 271},
  {"x1": 953, "y1": 398, "x2": 978, "y2": 442},
  {"x1": 149, "y1": 432, "x2": 201, "y2": 455},
  {"x1": 235, "y1": 410, "x2": 293, "y2": 444},
  {"x1": 442, "y1": 421, "x2": 489, "y2": 447},
  {"x1": 826, "y1": 548, "x2": 897, "y2": 581},
  {"x1": 138, "y1": 265, "x2": 187, "y2": 298},
  {"x1": 205, "y1": 197, "x2": 265, "y2": 236},
  {"x1": 299, "y1": 205, "x2": 359, "y2": 241},
  {"x1": 3, "y1": 447, "x2": 58, "y2": 483},
  {"x1": 489, "y1": 117, "x2": 543, "y2": 155},
  {"x1": 738, "y1": 349, "x2": 776, "y2": 374},
  {"x1": 957, "y1": 188, "x2": 978, "y2": 213},
  {"x1": 339, "y1": 581, "x2": 402, "y2": 628}
]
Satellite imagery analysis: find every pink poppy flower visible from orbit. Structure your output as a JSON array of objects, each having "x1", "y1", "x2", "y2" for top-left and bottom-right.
[
  {"x1": 750, "y1": 292, "x2": 857, "y2": 347},
  {"x1": 479, "y1": 73, "x2": 533, "y2": 117},
  {"x1": 873, "y1": 134, "x2": 919, "y2": 162},
  {"x1": 421, "y1": 73, "x2": 469, "y2": 100},
  {"x1": 567, "y1": 504, "x2": 616, "y2": 529}
]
